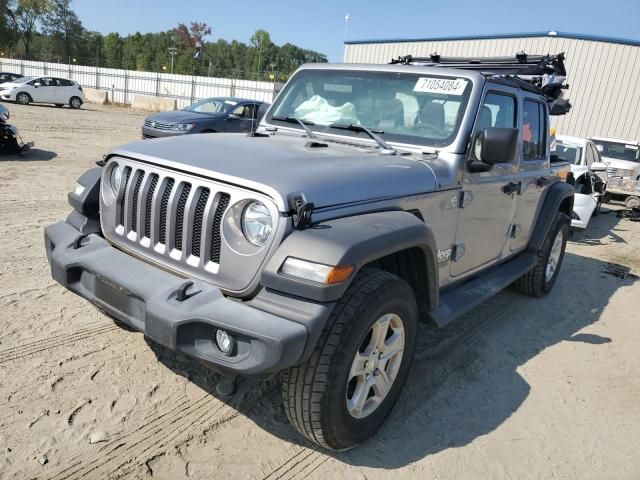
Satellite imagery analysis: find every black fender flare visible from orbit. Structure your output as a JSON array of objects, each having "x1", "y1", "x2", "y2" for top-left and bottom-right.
[
  {"x1": 261, "y1": 210, "x2": 439, "y2": 304},
  {"x1": 528, "y1": 181, "x2": 574, "y2": 253}
]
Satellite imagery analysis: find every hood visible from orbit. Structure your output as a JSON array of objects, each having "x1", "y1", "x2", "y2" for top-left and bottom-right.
[
  {"x1": 111, "y1": 133, "x2": 438, "y2": 211},
  {"x1": 0, "y1": 82, "x2": 21, "y2": 90},
  {"x1": 146, "y1": 110, "x2": 224, "y2": 124},
  {"x1": 601, "y1": 156, "x2": 639, "y2": 171}
]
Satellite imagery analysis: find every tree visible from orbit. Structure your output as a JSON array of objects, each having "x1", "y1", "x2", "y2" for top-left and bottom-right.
[
  {"x1": 42, "y1": 0, "x2": 82, "y2": 60},
  {"x1": 0, "y1": 0, "x2": 19, "y2": 56},
  {"x1": 7, "y1": 0, "x2": 51, "y2": 59},
  {"x1": 103, "y1": 32, "x2": 124, "y2": 68}
]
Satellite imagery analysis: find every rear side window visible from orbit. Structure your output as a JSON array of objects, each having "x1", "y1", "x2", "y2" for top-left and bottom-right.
[{"x1": 523, "y1": 100, "x2": 547, "y2": 160}]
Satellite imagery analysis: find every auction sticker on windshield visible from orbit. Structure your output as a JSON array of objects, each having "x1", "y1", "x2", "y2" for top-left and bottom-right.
[{"x1": 414, "y1": 77, "x2": 468, "y2": 95}]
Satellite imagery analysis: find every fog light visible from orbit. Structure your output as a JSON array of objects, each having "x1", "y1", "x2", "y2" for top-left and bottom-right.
[{"x1": 215, "y1": 329, "x2": 234, "y2": 356}]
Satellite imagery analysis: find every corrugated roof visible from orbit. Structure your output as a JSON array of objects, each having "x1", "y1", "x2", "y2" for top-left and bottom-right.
[{"x1": 344, "y1": 31, "x2": 640, "y2": 48}]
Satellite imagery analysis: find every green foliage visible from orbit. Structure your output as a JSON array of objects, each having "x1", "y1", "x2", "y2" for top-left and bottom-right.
[{"x1": 1, "y1": 1, "x2": 327, "y2": 80}]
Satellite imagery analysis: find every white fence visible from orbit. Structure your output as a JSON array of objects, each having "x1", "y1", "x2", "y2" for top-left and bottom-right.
[{"x1": 0, "y1": 58, "x2": 279, "y2": 108}]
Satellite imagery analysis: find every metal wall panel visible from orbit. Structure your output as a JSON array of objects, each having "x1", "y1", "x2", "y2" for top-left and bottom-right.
[{"x1": 345, "y1": 35, "x2": 640, "y2": 141}]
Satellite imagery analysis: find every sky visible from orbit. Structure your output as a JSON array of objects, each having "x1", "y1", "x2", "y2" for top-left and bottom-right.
[{"x1": 74, "y1": 0, "x2": 640, "y2": 62}]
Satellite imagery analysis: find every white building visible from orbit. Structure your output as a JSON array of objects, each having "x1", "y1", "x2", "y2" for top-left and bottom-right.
[{"x1": 344, "y1": 31, "x2": 640, "y2": 141}]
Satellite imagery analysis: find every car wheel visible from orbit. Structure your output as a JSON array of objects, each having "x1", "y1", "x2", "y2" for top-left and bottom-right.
[
  {"x1": 514, "y1": 212, "x2": 569, "y2": 297},
  {"x1": 16, "y1": 92, "x2": 31, "y2": 105},
  {"x1": 625, "y1": 196, "x2": 640, "y2": 209},
  {"x1": 281, "y1": 269, "x2": 418, "y2": 451},
  {"x1": 69, "y1": 96, "x2": 83, "y2": 109}
]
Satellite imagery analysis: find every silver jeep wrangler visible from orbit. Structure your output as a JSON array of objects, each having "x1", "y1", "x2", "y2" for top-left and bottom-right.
[{"x1": 45, "y1": 54, "x2": 573, "y2": 450}]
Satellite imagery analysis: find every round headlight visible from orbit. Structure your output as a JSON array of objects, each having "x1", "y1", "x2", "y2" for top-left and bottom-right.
[
  {"x1": 241, "y1": 201, "x2": 272, "y2": 247},
  {"x1": 110, "y1": 164, "x2": 122, "y2": 194}
]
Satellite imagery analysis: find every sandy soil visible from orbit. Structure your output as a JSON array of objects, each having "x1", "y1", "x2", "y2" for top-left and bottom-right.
[{"x1": 1, "y1": 103, "x2": 639, "y2": 480}]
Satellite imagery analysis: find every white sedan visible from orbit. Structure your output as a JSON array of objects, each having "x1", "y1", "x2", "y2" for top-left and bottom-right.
[
  {"x1": 0, "y1": 76, "x2": 85, "y2": 109},
  {"x1": 554, "y1": 135, "x2": 609, "y2": 230}
]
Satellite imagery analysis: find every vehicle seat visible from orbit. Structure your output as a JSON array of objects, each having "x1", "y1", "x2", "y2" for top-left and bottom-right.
[
  {"x1": 417, "y1": 101, "x2": 445, "y2": 131},
  {"x1": 375, "y1": 91, "x2": 404, "y2": 128}
]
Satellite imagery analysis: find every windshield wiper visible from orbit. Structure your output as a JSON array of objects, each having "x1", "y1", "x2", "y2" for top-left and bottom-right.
[
  {"x1": 329, "y1": 123, "x2": 396, "y2": 154},
  {"x1": 271, "y1": 115, "x2": 316, "y2": 138}
]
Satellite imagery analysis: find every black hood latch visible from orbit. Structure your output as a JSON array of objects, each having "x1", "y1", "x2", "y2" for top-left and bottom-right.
[{"x1": 288, "y1": 192, "x2": 314, "y2": 229}]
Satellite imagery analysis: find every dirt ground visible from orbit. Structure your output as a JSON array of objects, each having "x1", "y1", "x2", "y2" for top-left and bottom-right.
[{"x1": 1, "y1": 103, "x2": 639, "y2": 480}]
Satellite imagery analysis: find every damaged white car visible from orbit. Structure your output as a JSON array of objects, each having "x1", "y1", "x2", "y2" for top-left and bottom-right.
[{"x1": 554, "y1": 135, "x2": 608, "y2": 230}]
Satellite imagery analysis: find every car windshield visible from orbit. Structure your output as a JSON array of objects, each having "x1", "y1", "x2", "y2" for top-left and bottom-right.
[
  {"x1": 592, "y1": 140, "x2": 639, "y2": 162},
  {"x1": 554, "y1": 142, "x2": 583, "y2": 165},
  {"x1": 267, "y1": 69, "x2": 473, "y2": 148},
  {"x1": 184, "y1": 98, "x2": 235, "y2": 115},
  {"x1": 12, "y1": 76, "x2": 31, "y2": 84}
]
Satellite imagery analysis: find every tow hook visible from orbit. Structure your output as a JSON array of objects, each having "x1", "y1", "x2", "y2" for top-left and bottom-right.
[{"x1": 288, "y1": 192, "x2": 314, "y2": 229}]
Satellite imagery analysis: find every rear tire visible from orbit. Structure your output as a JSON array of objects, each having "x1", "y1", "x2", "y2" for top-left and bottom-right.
[
  {"x1": 16, "y1": 92, "x2": 31, "y2": 105},
  {"x1": 625, "y1": 196, "x2": 640, "y2": 209},
  {"x1": 69, "y1": 96, "x2": 82, "y2": 109},
  {"x1": 281, "y1": 269, "x2": 418, "y2": 451},
  {"x1": 515, "y1": 212, "x2": 569, "y2": 297}
]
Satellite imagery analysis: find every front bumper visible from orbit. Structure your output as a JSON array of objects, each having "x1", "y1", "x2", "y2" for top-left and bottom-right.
[{"x1": 44, "y1": 220, "x2": 333, "y2": 376}]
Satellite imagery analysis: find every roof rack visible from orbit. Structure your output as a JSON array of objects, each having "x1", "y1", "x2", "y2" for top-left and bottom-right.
[{"x1": 390, "y1": 52, "x2": 571, "y2": 115}]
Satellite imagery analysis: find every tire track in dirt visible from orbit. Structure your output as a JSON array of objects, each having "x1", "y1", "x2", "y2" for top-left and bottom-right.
[
  {"x1": 45, "y1": 378, "x2": 273, "y2": 479},
  {"x1": 0, "y1": 323, "x2": 119, "y2": 364},
  {"x1": 258, "y1": 446, "x2": 329, "y2": 480}
]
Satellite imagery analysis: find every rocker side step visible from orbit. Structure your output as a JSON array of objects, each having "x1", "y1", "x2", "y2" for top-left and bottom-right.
[{"x1": 428, "y1": 252, "x2": 537, "y2": 328}]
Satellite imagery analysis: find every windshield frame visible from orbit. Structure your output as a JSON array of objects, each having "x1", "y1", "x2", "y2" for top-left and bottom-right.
[
  {"x1": 184, "y1": 97, "x2": 236, "y2": 115},
  {"x1": 592, "y1": 140, "x2": 639, "y2": 163},
  {"x1": 554, "y1": 140, "x2": 584, "y2": 165},
  {"x1": 264, "y1": 66, "x2": 478, "y2": 150}
]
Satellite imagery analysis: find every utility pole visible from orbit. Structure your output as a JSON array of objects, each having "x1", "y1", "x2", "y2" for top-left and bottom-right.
[
  {"x1": 343, "y1": 14, "x2": 350, "y2": 62},
  {"x1": 168, "y1": 47, "x2": 178, "y2": 74}
]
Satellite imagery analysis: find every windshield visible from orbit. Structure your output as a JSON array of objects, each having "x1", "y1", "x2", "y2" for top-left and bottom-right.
[
  {"x1": 185, "y1": 98, "x2": 235, "y2": 115},
  {"x1": 11, "y1": 76, "x2": 31, "y2": 84},
  {"x1": 554, "y1": 142, "x2": 583, "y2": 165},
  {"x1": 267, "y1": 69, "x2": 472, "y2": 147},
  {"x1": 592, "y1": 140, "x2": 639, "y2": 162}
]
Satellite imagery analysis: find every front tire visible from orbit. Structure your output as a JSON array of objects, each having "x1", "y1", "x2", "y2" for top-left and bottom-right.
[
  {"x1": 281, "y1": 269, "x2": 418, "y2": 450},
  {"x1": 515, "y1": 212, "x2": 569, "y2": 297},
  {"x1": 69, "y1": 96, "x2": 83, "y2": 109},
  {"x1": 16, "y1": 92, "x2": 31, "y2": 105}
]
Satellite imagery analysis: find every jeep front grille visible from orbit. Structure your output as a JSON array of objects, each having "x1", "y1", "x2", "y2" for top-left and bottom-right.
[
  {"x1": 115, "y1": 167, "x2": 227, "y2": 261},
  {"x1": 101, "y1": 158, "x2": 282, "y2": 294}
]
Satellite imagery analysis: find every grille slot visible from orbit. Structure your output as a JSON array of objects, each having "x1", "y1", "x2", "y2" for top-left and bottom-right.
[
  {"x1": 158, "y1": 178, "x2": 174, "y2": 245},
  {"x1": 118, "y1": 167, "x2": 132, "y2": 226},
  {"x1": 144, "y1": 174, "x2": 159, "y2": 238},
  {"x1": 174, "y1": 184, "x2": 192, "y2": 251},
  {"x1": 130, "y1": 171, "x2": 146, "y2": 233},
  {"x1": 210, "y1": 193, "x2": 230, "y2": 263},
  {"x1": 191, "y1": 189, "x2": 210, "y2": 258}
]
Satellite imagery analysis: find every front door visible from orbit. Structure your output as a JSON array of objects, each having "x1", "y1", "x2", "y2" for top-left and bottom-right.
[
  {"x1": 29, "y1": 77, "x2": 56, "y2": 103},
  {"x1": 450, "y1": 90, "x2": 520, "y2": 277},
  {"x1": 226, "y1": 104, "x2": 257, "y2": 133}
]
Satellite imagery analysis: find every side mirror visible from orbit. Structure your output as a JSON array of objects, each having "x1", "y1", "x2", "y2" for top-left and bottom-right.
[
  {"x1": 590, "y1": 161, "x2": 608, "y2": 173},
  {"x1": 595, "y1": 144, "x2": 604, "y2": 153},
  {"x1": 469, "y1": 128, "x2": 519, "y2": 172},
  {"x1": 33, "y1": 83, "x2": 41, "y2": 88},
  {"x1": 227, "y1": 113, "x2": 241, "y2": 121}
]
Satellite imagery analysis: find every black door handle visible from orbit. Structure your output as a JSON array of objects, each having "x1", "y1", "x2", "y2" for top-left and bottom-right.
[
  {"x1": 502, "y1": 181, "x2": 522, "y2": 195},
  {"x1": 536, "y1": 176, "x2": 551, "y2": 187}
]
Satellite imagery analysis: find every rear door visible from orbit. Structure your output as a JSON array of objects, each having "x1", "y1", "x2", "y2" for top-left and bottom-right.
[
  {"x1": 450, "y1": 89, "x2": 520, "y2": 277},
  {"x1": 510, "y1": 98, "x2": 551, "y2": 252},
  {"x1": 55, "y1": 78, "x2": 74, "y2": 104}
]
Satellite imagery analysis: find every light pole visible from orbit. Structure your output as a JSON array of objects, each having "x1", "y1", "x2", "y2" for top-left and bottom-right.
[
  {"x1": 343, "y1": 14, "x2": 350, "y2": 62},
  {"x1": 168, "y1": 47, "x2": 178, "y2": 74}
]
